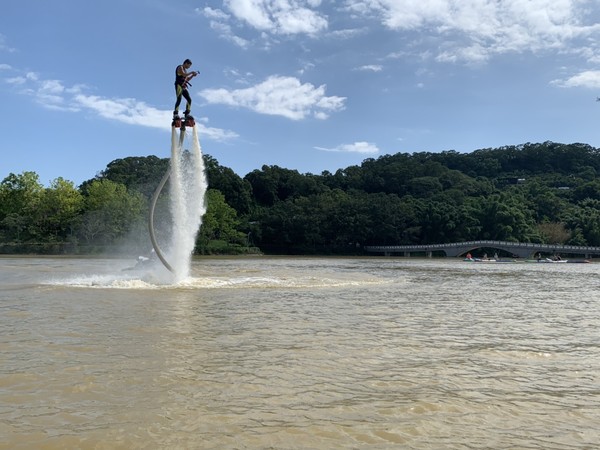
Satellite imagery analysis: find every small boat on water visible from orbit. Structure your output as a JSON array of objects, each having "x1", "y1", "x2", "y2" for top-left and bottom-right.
[
  {"x1": 528, "y1": 258, "x2": 568, "y2": 263},
  {"x1": 464, "y1": 258, "x2": 516, "y2": 263},
  {"x1": 464, "y1": 257, "x2": 591, "y2": 264},
  {"x1": 525, "y1": 258, "x2": 591, "y2": 263}
]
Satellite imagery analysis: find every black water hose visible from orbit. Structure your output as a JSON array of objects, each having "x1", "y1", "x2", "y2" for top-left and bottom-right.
[{"x1": 148, "y1": 166, "x2": 174, "y2": 273}]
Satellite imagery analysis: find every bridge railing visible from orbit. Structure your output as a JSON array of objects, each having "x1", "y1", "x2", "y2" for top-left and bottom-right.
[{"x1": 364, "y1": 240, "x2": 600, "y2": 253}]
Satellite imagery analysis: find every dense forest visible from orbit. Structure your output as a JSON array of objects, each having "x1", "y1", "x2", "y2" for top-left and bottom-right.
[{"x1": 2, "y1": 141, "x2": 600, "y2": 256}]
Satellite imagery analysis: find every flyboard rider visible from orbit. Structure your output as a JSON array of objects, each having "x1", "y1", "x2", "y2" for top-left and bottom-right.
[{"x1": 173, "y1": 59, "x2": 198, "y2": 121}]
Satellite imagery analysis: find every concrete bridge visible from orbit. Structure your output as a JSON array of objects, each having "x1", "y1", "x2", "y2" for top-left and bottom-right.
[{"x1": 364, "y1": 240, "x2": 600, "y2": 259}]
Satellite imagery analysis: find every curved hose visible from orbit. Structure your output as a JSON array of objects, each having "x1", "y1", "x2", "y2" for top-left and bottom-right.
[{"x1": 148, "y1": 166, "x2": 174, "y2": 273}]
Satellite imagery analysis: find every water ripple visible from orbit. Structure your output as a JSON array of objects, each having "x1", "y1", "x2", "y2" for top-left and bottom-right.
[{"x1": 1, "y1": 257, "x2": 600, "y2": 448}]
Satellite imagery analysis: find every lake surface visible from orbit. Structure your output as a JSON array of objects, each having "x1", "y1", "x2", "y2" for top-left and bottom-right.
[{"x1": 1, "y1": 256, "x2": 600, "y2": 449}]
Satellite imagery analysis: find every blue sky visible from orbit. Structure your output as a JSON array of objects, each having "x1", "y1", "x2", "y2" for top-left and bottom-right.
[{"x1": 2, "y1": 0, "x2": 600, "y2": 186}]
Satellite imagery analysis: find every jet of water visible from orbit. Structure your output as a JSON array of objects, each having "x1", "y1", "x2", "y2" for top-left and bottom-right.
[{"x1": 167, "y1": 126, "x2": 207, "y2": 281}]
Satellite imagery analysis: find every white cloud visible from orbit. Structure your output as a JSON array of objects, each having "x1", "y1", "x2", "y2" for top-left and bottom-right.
[
  {"x1": 72, "y1": 94, "x2": 238, "y2": 140},
  {"x1": 209, "y1": 19, "x2": 251, "y2": 48},
  {"x1": 225, "y1": 0, "x2": 273, "y2": 30},
  {"x1": 552, "y1": 70, "x2": 600, "y2": 89},
  {"x1": 223, "y1": 0, "x2": 328, "y2": 35},
  {"x1": 6, "y1": 76, "x2": 26, "y2": 85},
  {"x1": 344, "y1": 0, "x2": 600, "y2": 64},
  {"x1": 315, "y1": 141, "x2": 379, "y2": 154},
  {"x1": 74, "y1": 95, "x2": 161, "y2": 125},
  {"x1": 297, "y1": 60, "x2": 315, "y2": 76},
  {"x1": 0, "y1": 63, "x2": 11, "y2": 70},
  {"x1": 40, "y1": 80, "x2": 65, "y2": 94},
  {"x1": 200, "y1": 75, "x2": 346, "y2": 120},
  {"x1": 1, "y1": 69, "x2": 237, "y2": 141},
  {"x1": 3, "y1": 75, "x2": 76, "y2": 110},
  {"x1": 36, "y1": 79, "x2": 73, "y2": 110},
  {"x1": 0, "y1": 33, "x2": 16, "y2": 53},
  {"x1": 436, "y1": 44, "x2": 491, "y2": 64},
  {"x1": 356, "y1": 64, "x2": 383, "y2": 72},
  {"x1": 201, "y1": 7, "x2": 230, "y2": 21},
  {"x1": 328, "y1": 27, "x2": 367, "y2": 39},
  {"x1": 201, "y1": 7, "x2": 251, "y2": 48},
  {"x1": 202, "y1": 0, "x2": 599, "y2": 65}
]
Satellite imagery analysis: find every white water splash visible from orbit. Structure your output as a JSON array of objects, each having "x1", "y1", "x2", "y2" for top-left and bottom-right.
[{"x1": 167, "y1": 126, "x2": 207, "y2": 282}]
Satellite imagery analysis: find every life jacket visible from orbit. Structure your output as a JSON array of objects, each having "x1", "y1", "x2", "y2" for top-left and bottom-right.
[{"x1": 175, "y1": 65, "x2": 186, "y2": 87}]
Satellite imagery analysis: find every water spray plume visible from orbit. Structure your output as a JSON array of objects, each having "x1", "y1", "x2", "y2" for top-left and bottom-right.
[{"x1": 149, "y1": 126, "x2": 207, "y2": 282}]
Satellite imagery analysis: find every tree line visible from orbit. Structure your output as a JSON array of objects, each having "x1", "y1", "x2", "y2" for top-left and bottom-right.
[{"x1": 2, "y1": 141, "x2": 600, "y2": 256}]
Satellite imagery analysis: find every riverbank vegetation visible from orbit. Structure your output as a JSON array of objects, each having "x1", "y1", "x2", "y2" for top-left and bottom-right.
[{"x1": 2, "y1": 141, "x2": 600, "y2": 255}]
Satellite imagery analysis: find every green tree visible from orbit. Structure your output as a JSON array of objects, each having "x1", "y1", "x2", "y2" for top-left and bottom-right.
[
  {"x1": 197, "y1": 189, "x2": 246, "y2": 252},
  {"x1": 83, "y1": 156, "x2": 170, "y2": 198},
  {"x1": 572, "y1": 180, "x2": 600, "y2": 203},
  {"x1": 407, "y1": 176, "x2": 443, "y2": 198},
  {"x1": 38, "y1": 178, "x2": 84, "y2": 240},
  {"x1": 314, "y1": 189, "x2": 370, "y2": 251},
  {"x1": 204, "y1": 155, "x2": 254, "y2": 214},
  {"x1": 245, "y1": 165, "x2": 327, "y2": 206},
  {"x1": 362, "y1": 193, "x2": 422, "y2": 245},
  {"x1": 564, "y1": 199, "x2": 600, "y2": 246},
  {"x1": 78, "y1": 179, "x2": 146, "y2": 246},
  {"x1": 473, "y1": 193, "x2": 540, "y2": 242},
  {"x1": 0, "y1": 172, "x2": 44, "y2": 241},
  {"x1": 419, "y1": 201, "x2": 461, "y2": 244},
  {"x1": 537, "y1": 222, "x2": 571, "y2": 244}
]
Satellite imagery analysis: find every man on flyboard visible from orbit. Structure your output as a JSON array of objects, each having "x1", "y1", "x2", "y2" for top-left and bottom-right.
[{"x1": 173, "y1": 59, "x2": 198, "y2": 126}]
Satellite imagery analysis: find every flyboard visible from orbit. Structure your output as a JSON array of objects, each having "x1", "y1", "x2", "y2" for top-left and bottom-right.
[{"x1": 148, "y1": 115, "x2": 198, "y2": 274}]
